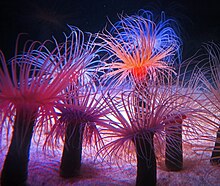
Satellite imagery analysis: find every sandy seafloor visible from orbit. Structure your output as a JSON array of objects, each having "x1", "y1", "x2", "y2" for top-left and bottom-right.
[
  {"x1": 1, "y1": 139, "x2": 220, "y2": 186},
  {"x1": 0, "y1": 96, "x2": 220, "y2": 186}
]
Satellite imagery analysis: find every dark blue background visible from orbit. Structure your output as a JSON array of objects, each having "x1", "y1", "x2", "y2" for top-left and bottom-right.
[{"x1": 0, "y1": 0, "x2": 219, "y2": 60}]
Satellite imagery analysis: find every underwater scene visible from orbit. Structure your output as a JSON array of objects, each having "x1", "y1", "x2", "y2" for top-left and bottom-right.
[{"x1": 0, "y1": 0, "x2": 220, "y2": 185}]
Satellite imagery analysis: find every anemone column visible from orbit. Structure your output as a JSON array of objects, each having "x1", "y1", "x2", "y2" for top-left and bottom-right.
[
  {"x1": 1, "y1": 106, "x2": 37, "y2": 186},
  {"x1": 210, "y1": 125, "x2": 220, "y2": 165},
  {"x1": 60, "y1": 121, "x2": 85, "y2": 178},
  {"x1": 165, "y1": 115, "x2": 186, "y2": 171},
  {"x1": 133, "y1": 132, "x2": 156, "y2": 186},
  {"x1": 165, "y1": 125, "x2": 182, "y2": 171}
]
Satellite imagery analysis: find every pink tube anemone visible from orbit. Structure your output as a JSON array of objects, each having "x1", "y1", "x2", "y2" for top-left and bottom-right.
[{"x1": 0, "y1": 36, "x2": 83, "y2": 185}]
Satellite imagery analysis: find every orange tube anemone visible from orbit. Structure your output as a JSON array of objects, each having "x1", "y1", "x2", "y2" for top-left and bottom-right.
[{"x1": 99, "y1": 10, "x2": 182, "y2": 87}]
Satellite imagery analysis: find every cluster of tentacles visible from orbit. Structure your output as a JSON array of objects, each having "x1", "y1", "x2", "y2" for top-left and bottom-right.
[{"x1": 0, "y1": 10, "x2": 220, "y2": 186}]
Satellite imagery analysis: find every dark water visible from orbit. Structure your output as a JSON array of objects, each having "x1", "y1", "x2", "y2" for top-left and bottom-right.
[{"x1": 0, "y1": 0, "x2": 220, "y2": 61}]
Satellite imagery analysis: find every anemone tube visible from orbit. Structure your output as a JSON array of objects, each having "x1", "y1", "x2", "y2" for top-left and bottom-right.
[
  {"x1": 0, "y1": 50, "x2": 40, "y2": 185},
  {"x1": 132, "y1": 132, "x2": 156, "y2": 186},
  {"x1": 23, "y1": 25, "x2": 100, "y2": 177},
  {"x1": 98, "y1": 89, "x2": 163, "y2": 186},
  {"x1": 1, "y1": 106, "x2": 38, "y2": 186},
  {"x1": 59, "y1": 116, "x2": 85, "y2": 177},
  {"x1": 210, "y1": 126, "x2": 220, "y2": 165},
  {"x1": 209, "y1": 68, "x2": 220, "y2": 164},
  {"x1": 58, "y1": 108, "x2": 103, "y2": 178},
  {"x1": 164, "y1": 114, "x2": 186, "y2": 171},
  {"x1": 161, "y1": 57, "x2": 207, "y2": 171}
]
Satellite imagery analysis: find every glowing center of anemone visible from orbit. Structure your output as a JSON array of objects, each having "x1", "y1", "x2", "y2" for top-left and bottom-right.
[{"x1": 131, "y1": 66, "x2": 147, "y2": 80}]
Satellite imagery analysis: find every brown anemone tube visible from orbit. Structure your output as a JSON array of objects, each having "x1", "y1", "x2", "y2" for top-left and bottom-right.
[
  {"x1": 1, "y1": 107, "x2": 37, "y2": 186},
  {"x1": 133, "y1": 132, "x2": 156, "y2": 186},
  {"x1": 210, "y1": 125, "x2": 220, "y2": 165},
  {"x1": 60, "y1": 121, "x2": 85, "y2": 178},
  {"x1": 165, "y1": 114, "x2": 186, "y2": 171}
]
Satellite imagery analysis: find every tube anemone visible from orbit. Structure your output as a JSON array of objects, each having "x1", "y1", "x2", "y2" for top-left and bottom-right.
[
  {"x1": 59, "y1": 117, "x2": 84, "y2": 178},
  {"x1": 98, "y1": 10, "x2": 182, "y2": 87},
  {"x1": 211, "y1": 127, "x2": 220, "y2": 165},
  {"x1": 45, "y1": 83, "x2": 110, "y2": 178},
  {"x1": 98, "y1": 63, "x2": 210, "y2": 185},
  {"x1": 162, "y1": 61, "x2": 206, "y2": 171},
  {"x1": 38, "y1": 26, "x2": 105, "y2": 178},
  {"x1": 97, "y1": 83, "x2": 185, "y2": 185},
  {"x1": 98, "y1": 88, "x2": 165, "y2": 185},
  {"x1": 1, "y1": 105, "x2": 37, "y2": 186},
  {"x1": 165, "y1": 114, "x2": 186, "y2": 171},
  {"x1": 208, "y1": 57, "x2": 220, "y2": 165},
  {"x1": 0, "y1": 37, "x2": 82, "y2": 185},
  {"x1": 133, "y1": 132, "x2": 156, "y2": 186},
  {"x1": 199, "y1": 43, "x2": 220, "y2": 165},
  {"x1": 58, "y1": 104, "x2": 105, "y2": 178},
  {"x1": 39, "y1": 25, "x2": 106, "y2": 177}
]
